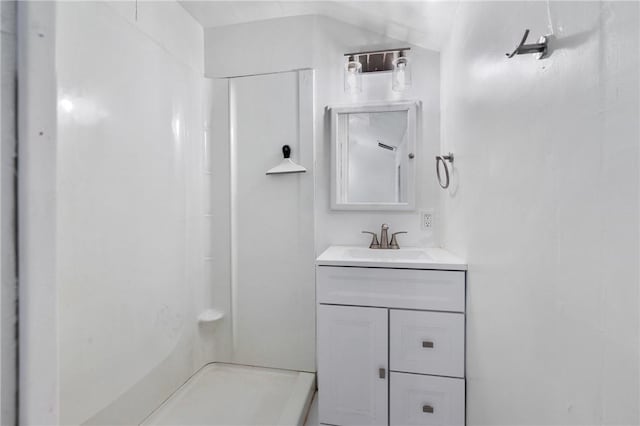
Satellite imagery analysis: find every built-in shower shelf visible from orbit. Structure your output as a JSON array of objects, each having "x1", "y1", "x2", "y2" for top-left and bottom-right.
[{"x1": 198, "y1": 309, "x2": 225, "y2": 324}]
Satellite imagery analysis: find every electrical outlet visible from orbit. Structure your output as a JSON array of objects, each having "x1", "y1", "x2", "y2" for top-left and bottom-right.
[{"x1": 421, "y1": 210, "x2": 433, "y2": 230}]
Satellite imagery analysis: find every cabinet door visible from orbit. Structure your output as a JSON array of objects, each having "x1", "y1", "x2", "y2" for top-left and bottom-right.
[{"x1": 318, "y1": 305, "x2": 388, "y2": 426}]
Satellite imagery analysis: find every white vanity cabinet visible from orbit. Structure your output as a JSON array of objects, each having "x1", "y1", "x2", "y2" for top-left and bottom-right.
[{"x1": 316, "y1": 246, "x2": 467, "y2": 426}]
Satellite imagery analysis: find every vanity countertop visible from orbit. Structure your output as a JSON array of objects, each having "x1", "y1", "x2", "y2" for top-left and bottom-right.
[{"x1": 316, "y1": 245, "x2": 467, "y2": 271}]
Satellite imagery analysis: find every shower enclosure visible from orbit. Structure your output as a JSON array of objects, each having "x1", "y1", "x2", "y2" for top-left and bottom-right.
[{"x1": 18, "y1": 2, "x2": 316, "y2": 424}]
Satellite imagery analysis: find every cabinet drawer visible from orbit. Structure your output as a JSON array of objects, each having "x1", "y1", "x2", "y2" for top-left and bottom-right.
[
  {"x1": 317, "y1": 267, "x2": 465, "y2": 312},
  {"x1": 390, "y1": 372, "x2": 465, "y2": 426},
  {"x1": 390, "y1": 310, "x2": 465, "y2": 378}
]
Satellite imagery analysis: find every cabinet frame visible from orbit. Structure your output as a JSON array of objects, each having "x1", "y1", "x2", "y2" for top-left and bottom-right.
[{"x1": 316, "y1": 265, "x2": 467, "y2": 426}]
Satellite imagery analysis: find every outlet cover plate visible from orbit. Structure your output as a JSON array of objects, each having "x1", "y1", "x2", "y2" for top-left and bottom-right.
[{"x1": 421, "y1": 209, "x2": 434, "y2": 230}]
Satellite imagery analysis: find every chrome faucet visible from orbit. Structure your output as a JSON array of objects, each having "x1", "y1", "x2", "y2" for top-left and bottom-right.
[{"x1": 361, "y1": 224, "x2": 407, "y2": 249}]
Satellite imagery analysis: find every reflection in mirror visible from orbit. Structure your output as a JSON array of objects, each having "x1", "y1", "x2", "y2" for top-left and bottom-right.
[
  {"x1": 345, "y1": 111, "x2": 409, "y2": 203},
  {"x1": 330, "y1": 102, "x2": 417, "y2": 211}
]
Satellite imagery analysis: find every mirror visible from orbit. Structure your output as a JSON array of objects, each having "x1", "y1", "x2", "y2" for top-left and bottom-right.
[{"x1": 330, "y1": 102, "x2": 418, "y2": 210}]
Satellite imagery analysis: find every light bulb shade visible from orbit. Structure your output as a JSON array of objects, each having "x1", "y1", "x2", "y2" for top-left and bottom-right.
[
  {"x1": 392, "y1": 55, "x2": 412, "y2": 92},
  {"x1": 344, "y1": 58, "x2": 362, "y2": 94}
]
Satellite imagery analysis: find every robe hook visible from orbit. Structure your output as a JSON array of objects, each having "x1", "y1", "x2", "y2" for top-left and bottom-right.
[{"x1": 506, "y1": 29, "x2": 549, "y2": 60}]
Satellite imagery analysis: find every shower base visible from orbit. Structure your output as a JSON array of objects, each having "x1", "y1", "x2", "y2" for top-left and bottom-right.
[{"x1": 141, "y1": 363, "x2": 316, "y2": 426}]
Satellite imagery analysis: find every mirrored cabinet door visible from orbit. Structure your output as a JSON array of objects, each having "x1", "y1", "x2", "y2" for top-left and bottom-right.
[{"x1": 329, "y1": 102, "x2": 419, "y2": 211}]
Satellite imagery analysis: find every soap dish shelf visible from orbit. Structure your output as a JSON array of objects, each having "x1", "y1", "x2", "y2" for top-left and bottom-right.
[{"x1": 198, "y1": 309, "x2": 225, "y2": 324}]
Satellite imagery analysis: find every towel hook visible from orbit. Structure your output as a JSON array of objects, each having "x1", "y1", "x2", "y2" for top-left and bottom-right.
[
  {"x1": 506, "y1": 29, "x2": 549, "y2": 60},
  {"x1": 436, "y1": 153, "x2": 454, "y2": 189}
]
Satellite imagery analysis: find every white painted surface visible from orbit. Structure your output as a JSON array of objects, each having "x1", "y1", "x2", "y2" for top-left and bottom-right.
[
  {"x1": 229, "y1": 70, "x2": 315, "y2": 372},
  {"x1": 390, "y1": 310, "x2": 465, "y2": 378},
  {"x1": 390, "y1": 372, "x2": 465, "y2": 426},
  {"x1": 0, "y1": 1, "x2": 16, "y2": 424},
  {"x1": 316, "y1": 245, "x2": 466, "y2": 270},
  {"x1": 106, "y1": 0, "x2": 203, "y2": 74},
  {"x1": 17, "y1": 2, "x2": 58, "y2": 424},
  {"x1": 440, "y1": 2, "x2": 639, "y2": 424},
  {"x1": 317, "y1": 305, "x2": 388, "y2": 426},
  {"x1": 182, "y1": 1, "x2": 458, "y2": 51},
  {"x1": 142, "y1": 363, "x2": 316, "y2": 426},
  {"x1": 19, "y1": 1, "x2": 207, "y2": 424},
  {"x1": 205, "y1": 14, "x2": 442, "y2": 265},
  {"x1": 317, "y1": 266, "x2": 465, "y2": 312}
]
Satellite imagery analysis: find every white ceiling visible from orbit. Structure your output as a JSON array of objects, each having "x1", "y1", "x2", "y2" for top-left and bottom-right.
[{"x1": 178, "y1": 1, "x2": 459, "y2": 51}]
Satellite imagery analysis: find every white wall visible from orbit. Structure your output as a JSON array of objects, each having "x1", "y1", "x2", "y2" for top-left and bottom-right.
[
  {"x1": 20, "y1": 1, "x2": 207, "y2": 424},
  {"x1": 440, "y1": 2, "x2": 639, "y2": 424},
  {"x1": 0, "y1": 1, "x2": 16, "y2": 424},
  {"x1": 205, "y1": 14, "x2": 441, "y2": 254}
]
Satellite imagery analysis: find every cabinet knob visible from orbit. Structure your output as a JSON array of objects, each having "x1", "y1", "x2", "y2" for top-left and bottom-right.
[
  {"x1": 378, "y1": 368, "x2": 386, "y2": 379},
  {"x1": 422, "y1": 340, "x2": 434, "y2": 348},
  {"x1": 422, "y1": 405, "x2": 434, "y2": 414}
]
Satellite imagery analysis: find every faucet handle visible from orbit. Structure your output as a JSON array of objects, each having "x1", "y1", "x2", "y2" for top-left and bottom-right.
[
  {"x1": 389, "y1": 232, "x2": 407, "y2": 249},
  {"x1": 362, "y1": 231, "x2": 381, "y2": 249}
]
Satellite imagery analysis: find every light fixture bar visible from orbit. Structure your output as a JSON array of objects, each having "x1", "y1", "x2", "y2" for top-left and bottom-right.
[
  {"x1": 343, "y1": 48, "x2": 411, "y2": 73},
  {"x1": 343, "y1": 47, "x2": 410, "y2": 57}
]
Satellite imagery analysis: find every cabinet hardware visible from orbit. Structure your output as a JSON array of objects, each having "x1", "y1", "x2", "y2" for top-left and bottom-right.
[
  {"x1": 422, "y1": 405, "x2": 434, "y2": 413},
  {"x1": 379, "y1": 368, "x2": 386, "y2": 379},
  {"x1": 422, "y1": 340, "x2": 434, "y2": 348}
]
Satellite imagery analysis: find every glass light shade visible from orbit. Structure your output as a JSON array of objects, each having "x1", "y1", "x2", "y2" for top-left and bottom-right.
[
  {"x1": 344, "y1": 57, "x2": 362, "y2": 94},
  {"x1": 392, "y1": 55, "x2": 412, "y2": 92}
]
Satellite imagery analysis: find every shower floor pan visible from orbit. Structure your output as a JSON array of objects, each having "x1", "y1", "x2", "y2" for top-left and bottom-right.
[{"x1": 141, "y1": 363, "x2": 316, "y2": 426}]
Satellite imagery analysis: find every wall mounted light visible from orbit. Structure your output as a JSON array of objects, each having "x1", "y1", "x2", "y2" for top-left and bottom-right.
[
  {"x1": 392, "y1": 50, "x2": 412, "y2": 92},
  {"x1": 344, "y1": 55, "x2": 362, "y2": 94},
  {"x1": 343, "y1": 48, "x2": 411, "y2": 94}
]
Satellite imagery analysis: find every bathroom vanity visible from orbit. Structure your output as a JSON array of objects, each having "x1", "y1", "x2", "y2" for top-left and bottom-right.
[{"x1": 316, "y1": 246, "x2": 467, "y2": 426}]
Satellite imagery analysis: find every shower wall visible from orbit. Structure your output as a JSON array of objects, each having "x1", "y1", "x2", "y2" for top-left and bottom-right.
[
  {"x1": 20, "y1": 1, "x2": 208, "y2": 424},
  {"x1": 440, "y1": 2, "x2": 639, "y2": 424},
  {"x1": 0, "y1": 1, "x2": 16, "y2": 424},
  {"x1": 228, "y1": 70, "x2": 315, "y2": 372}
]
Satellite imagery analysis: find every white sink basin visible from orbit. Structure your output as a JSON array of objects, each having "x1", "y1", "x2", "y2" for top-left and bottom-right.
[
  {"x1": 345, "y1": 247, "x2": 431, "y2": 260},
  {"x1": 316, "y1": 246, "x2": 467, "y2": 270}
]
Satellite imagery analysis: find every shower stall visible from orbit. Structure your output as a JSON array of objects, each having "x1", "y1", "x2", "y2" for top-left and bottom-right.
[{"x1": 18, "y1": 2, "x2": 316, "y2": 424}]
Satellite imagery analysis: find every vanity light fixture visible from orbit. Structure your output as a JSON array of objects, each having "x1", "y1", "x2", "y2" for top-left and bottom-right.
[
  {"x1": 343, "y1": 48, "x2": 411, "y2": 93},
  {"x1": 392, "y1": 50, "x2": 412, "y2": 91},
  {"x1": 344, "y1": 55, "x2": 362, "y2": 94}
]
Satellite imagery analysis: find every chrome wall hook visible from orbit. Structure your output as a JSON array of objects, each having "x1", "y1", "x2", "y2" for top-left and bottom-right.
[
  {"x1": 436, "y1": 153, "x2": 454, "y2": 189},
  {"x1": 506, "y1": 29, "x2": 549, "y2": 60}
]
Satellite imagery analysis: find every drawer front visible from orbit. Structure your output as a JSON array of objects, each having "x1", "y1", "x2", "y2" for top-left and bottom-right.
[
  {"x1": 390, "y1": 372, "x2": 465, "y2": 426},
  {"x1": 317, "y1": 267, "x2": 465, "y2": 312},
  {"x1": 390, "y1": 310, "x2": 465, "y2": 378}
]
